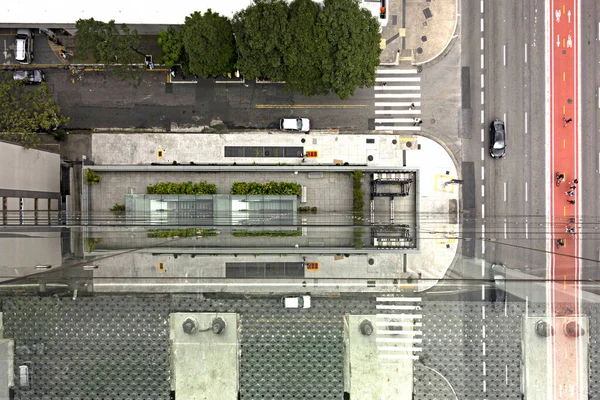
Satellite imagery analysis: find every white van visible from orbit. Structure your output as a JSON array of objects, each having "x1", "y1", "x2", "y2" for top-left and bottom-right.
[
  {"x1": 19, "y1": 363, "x2": 31, "y2": 388},
  {"x1": 15, "y1": 29, "x2": 33, "y2": 64}
]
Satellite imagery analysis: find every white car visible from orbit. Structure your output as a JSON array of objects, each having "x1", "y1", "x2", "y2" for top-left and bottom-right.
[
  {"x1": 282, "y1": 295, "x2": 311, "y2": 309},
  {"x1": 15, "y1": 29, "x2": 33, "y2": 64},
  {"x1": 280, "y1": 118, "x2": 310, "y2": 133}
]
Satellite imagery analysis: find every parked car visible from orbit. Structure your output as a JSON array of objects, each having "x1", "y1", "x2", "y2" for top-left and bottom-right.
[
  {"x1": 280, "y1": 117, "x2": 310, "y2": 133},
  {"x1": 282, "y1": 295, "x2": 311, "y2": 309},
  {"x1": 491, "y1": 263, "x2": 506, "y2": 306},
  {"x1": 13, "y1": 70, "x2": 44, "y2": 84},
  {"x1": 15, "y1": 29, "x2": 34, "y2": 64},
  {"x1": 489, "y1": 119, "x2": 506, "y2": 158}
]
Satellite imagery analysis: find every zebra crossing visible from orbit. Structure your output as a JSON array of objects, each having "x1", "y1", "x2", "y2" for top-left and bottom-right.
[
  {"x1": 374, "y1": 68, "x2": 422, "y2": 131},
  {"x1": 375, "y1": 296, "x2": 423, "y2": 361}
]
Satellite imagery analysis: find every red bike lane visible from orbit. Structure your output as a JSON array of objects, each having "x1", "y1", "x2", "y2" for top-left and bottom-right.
[{"x1": 549, "y1": 0, "x2": 581, "y2": 397}]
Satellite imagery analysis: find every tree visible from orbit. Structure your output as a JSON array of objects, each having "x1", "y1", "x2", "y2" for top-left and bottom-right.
[
  {"x1": 318, "y1": 0, "x2": 382, "y2": 99},
  {"x1": 182, "y1": 10, "x2": 236, "y2": 77},
  {"x1": 0, "y1": 72, "x2": 69, "y2": 148},
  {"x1": 232, "y1": 0, "x2": 290, "y2": 81},
  {"x1": 75, "y1": 18, "x2": 143, "y2": 79},
  {"x1": 284, "y1": 0, "x2": 329, "y2": 96},
  {"x1": 157, "y1": 26, "x2": 184, "y2": 69}
]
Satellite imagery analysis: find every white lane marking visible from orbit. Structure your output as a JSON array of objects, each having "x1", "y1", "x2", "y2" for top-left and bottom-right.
[
  {"x1": 525, "y1": 43, "x2": 528, "y2": 63},
  {"x1": 481, "y1": 166, "x2": 485, "y2": 180},
  {"x1": 374, "y1": 85, "x2": 421, "y2": 91},
  {"x1": 482, "y1": 341, "x2": 486, "y2": 356},
  {"x1": 481, "y1": 53, "x2": 484, "y2": 69},
  {"x1": 375, "y1": 110, "x2": 422, "y2": 115},
  {"x1": 525, "y1": 221, "x2": 529, "y2": 239},
  {"x1": 481, "y1": 203, "x2": 485, "y2": 218},
  {"x1": 504, "y1": 220, "x2": 507, "y2": 238},
  {"x1": 376, "y1": 297, "x2": 422, "y2": 302},
  {"x1": 375, "y1": 126, "x2": 421, "y2": 131},
  {"x1": 482, "y1": 224, "x2": 486, "y2": 255},
  {"x1": 483, "y1": 379, "x2": 487, "y2": 392},
  {"x1": 481, "y1": 109, "x2": 485, "y2": 124},
  {"x1": 481, "y1": 184, "x2": 485, "y2": 197},
  {"x1": 481, "y1": 284, "x2": 485, "y2": 300},
  {"x1": 481, "y1": 128, "x2": 485, "y2": 142},
  {"x1": 503, "y1": 182, "x2": 507, "y2": 201},
  {"x1": 481, "y1": 37, "x2": 484, "y2": 50},
  {"x1": 482, "y1": 305, "x2": 486, "y2": 320},
  {"x1": 376, "y1": 305, "x2": 421, "y2": 310},
  {"x1": 375, "y1": 101, "x2": 421, "y2": 107},
  {"x1": 481, "y1": 147, "x2": 484, "y2": 161},
  {"x1": 481, "y1": 73, "x2": 484, "y2": 88},
  {"x1": 525, "y1": 182, "x2": 528, "y2": 202},
  {"x1": 481, "y1": 91, "x2": 484, "y2": 105},
  {"x1": 375, "y1": 118, "x2": 416, "y2": 123},
  {"x1": 481, "y1": 18, "x2": 484, "y2": 32},
  {"x1": 504, "y1": 112, "x2": 507, "y2": 126},
  {"x1": 480, "y1": 0, "x2": 483, "y2": 13},
  {"x1": 482, "y1": 325, "x2": 486, "y2": 338},
  {"x1": 375, "y1": 77, "x2": 420, "y2": 82},
  {"x1": 503, "y1": 45, "x2": 506, "y2": 66},
  {"x1": 376, "y1": 313, "x2": 423, "y2": 319},
  {"x1": 376, "y1": 68, "x2": 418, "y2": 74},
  {"x1": 525, "y1": 112, "x2": 528, "y2": 133},
  {"x1": 481, "y1": 259, "x2": 485, "y2": 277},
  {"x1": 375, "y1": 93, "x2": 422, "y2": 98}
]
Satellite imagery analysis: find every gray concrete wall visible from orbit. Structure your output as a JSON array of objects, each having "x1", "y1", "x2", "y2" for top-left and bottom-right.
[{"x1": 0, "y1": 141, "x2": 60, "y2": 193}]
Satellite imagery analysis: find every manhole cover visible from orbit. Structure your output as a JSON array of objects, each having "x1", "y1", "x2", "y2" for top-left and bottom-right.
[
  {"x1": 368, "y1": 258, "x2": 374, "y2": 265},
  {"x1": 392, "y1": 139, "x2": 397, "y2": 144},
  {"x1": 423, "y1": 7, "x2": 433, "y2": 19},
  {"x1": 417, "y1": 47, "x2": 423, "y2": 54},
  {"x1": 406, "y1": 141, "x2": 412, "y2": 148},
  {"x1": 368, "y1": 155, "x2": 374, "y2": 161},
  {"x1": 421, "y1": 36, "x2": 427, "y2": 42},
  {"x1": 301, "y1": 138, "x2": 306, "y2": 143}
]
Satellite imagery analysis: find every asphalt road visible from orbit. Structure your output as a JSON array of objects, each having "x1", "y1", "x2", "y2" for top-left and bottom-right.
[{"x1": 457, "y1": 0, "x2": 549, "y2": 293}]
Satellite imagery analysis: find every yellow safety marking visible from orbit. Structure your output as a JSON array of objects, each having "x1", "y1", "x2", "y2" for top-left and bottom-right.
[
  {"x1": 564, "y1": 206, "x2": 567, "y2": 217},
  {"x1": 256, "y1": 104, "x2": 367, "y2": 109},
  {"x1": 562, "y1": 38, "x2": 565, "y2": 48},
  {"x1": 563, "y1": 72, "x2": 566, "y2": 81},
  {"x1": 435, "y1": 232, "x2": 456, "y2": 245},
  {"x1": 434, "y1": 174, "x2": 455, "y2": 193},
  {"x1": 563, "y1": 105, "x2": 566, "y2": 114},
  {"x1": 399, "y1": 28, "x2": 406, "y2": 37},
  {"x1": 380, "y1": 38, "x2": 386, "y2": 49},
  {"x1": 563, "y1": 139, "x2": 566, "y2": 148},
  {"x1": 157, "y1": 150, "x2": 164, "y2": 158},
  {"x1": 398, "y1": 284, "x2": 415, "y2": 289},
  {"x1": 158, "y1": 262, "x2": 165, "y2": 272},
  {"x1": 398, "y1": 137, "x2": 414, "y2": 142}
]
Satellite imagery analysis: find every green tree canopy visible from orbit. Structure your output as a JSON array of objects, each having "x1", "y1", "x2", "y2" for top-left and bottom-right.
[
  {"x1": 284, "y1": 0, "x2": 329, "y2": 96},
  {"x1": 0, "y1": 72, "x2": 69, "y2": 148},
  {"x1": 232, "y1": 0, "x2": 290, "y2": 81},
  {"x1": 319, "y1": 0, "x2": 382, "y2": 99},
  {"x1": 75, "y1": 18, "x2": 143, "y2": 75},
  {"x1": 182, "y1": 10, "x2": 237, "y2": 77},
  {"x1": 157, "y1": 26, "x2": 184, "y2": 69}
]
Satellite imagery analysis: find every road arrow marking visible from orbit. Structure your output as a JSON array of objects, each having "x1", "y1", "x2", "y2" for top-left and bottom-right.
[
  {"x1": 568, "y1": 10, "x2": 571, "y2": 23},
  {"x1": 557, "y1": 34, "x2": 560, "y2": 47}
]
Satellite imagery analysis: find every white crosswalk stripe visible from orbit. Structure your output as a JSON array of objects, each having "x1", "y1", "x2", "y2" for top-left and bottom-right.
[
  {"x1": 374, "y1": 68, "x2": 422, "y2": 131},
  {"x1": 375, "y1": 295, "x2": 423, "y2": 363}
]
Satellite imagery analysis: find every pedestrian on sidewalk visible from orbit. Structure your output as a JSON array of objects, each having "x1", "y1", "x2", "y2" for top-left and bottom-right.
[
  {"x1": 565, "y1": 190, "x2": 575, "y2": 196},
  {"x1": 381, "y1": 82, "x2": 387, "y2": 87},
  {"x1": 408, "y1": 103, "x2": 415, "y2": 110},
  {"x1": 413, "y1": 118, "x2": 423, "y2": 126},
  {"x1": 569, "y1": 184, "x2": 577, "y2": 190},
  {"x1": 563, "y1": 117, "x2": 573, "y2": 127},
  {"x1": 556, "y1": 238, "x2": 565, "y2": 248},
  {"x1": 568, "y1": 178, "x2": 578, "y2": 185},
  {"x1": 567, "y1": 199, "x2": 576, "y2": 204},
  {"x1": 566, "y1": 227, "x2": 576, "y2": 235}
]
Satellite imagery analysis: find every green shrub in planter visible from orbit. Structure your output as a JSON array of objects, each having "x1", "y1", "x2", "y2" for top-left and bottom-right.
[
  {"x1": 350, "y1": 171, "x2": 364, "y2": 223},
  {"x1": 109, "y1": 203, "x2": 126, "y2": 218},
  {"x1": 147, "y1": 181, "x2": 217, "y2": 195},
  {"x1": 148, "y1": 228, "x2": 217, "y2": 238},
  {"x1": 232, "y1": 229, "x2": 302, "y2": 237},
  {"x1": 311, "y1": 207, "x2": 317, "y2": 213},
  {"x1": 231, "y1": 181, "x2": 301, "y2": 196},
  {"x1": 84, "y1": 168, "x2": 102, "y2": 185}
]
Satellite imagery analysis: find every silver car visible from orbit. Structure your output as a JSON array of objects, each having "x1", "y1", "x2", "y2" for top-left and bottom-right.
[{"x1": 13, "y1": 70, "x2": 44, "y2": 84}]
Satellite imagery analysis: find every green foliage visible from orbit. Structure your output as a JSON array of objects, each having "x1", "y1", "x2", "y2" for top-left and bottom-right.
[
  {"x1": 157, "y1": 26, "x2": 184, "y2": 68},
  {"x1": 318, "y1": 0, "x2": 381, "y2": 99},
  {"x1": 353, "y1": 227, "x2": 364, "y2": 249},
  {"x1": 148, "y1": 228, "x2": 217, "y2": 238},
  {"x1": 84, "y1": 237, "x2": 102, "y2": 253},
  {"x1": 232, "y1": 0, "x2": 290, "y2": 81},
  {"x1": 84, "y1": 169, "x2": 102, "y2": 185},
  {"x1": 231, "y1": 181, "x2": 301, "y2": 196},
  {"x1": 182, "y1": 10, "x2": 237, "y2": 77},
  {"x1": 350, "y1": 170, "x2": 364, "y2": 222},
  {"x1": 75, "y1": 18, "x2": 143, "y2": 80},
  {"x1": 0, "y1": 74, "x2": 69, "y2": 148},
  {"x1": 146, "y1": 181, "x2": 217, "y2": 195},
  {"x1": 284, "y1": 0, "x2": 329, "y2": 96},
  {"x1": 232, "y1": 229, "x2": 302, "y2": 237},
  {"x1": 298, "y1": 206, "x2": 310, "y2": 212},
  {"x1": 311, "y1": 206, "x2": 317, "y2": 213},
  {"x1": 109, "y1": 203, "x2": 126, "y2": 218}
]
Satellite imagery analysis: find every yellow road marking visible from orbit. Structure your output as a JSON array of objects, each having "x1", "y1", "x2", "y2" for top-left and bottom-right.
[
  {"x1": 563, "y1": 72, "x2": 566, "y2": 81},
  {"x1": 564, "y1": 206, "x2": 567, "y2": 217},
  {"x1": 256, "y1": 104, "x2": 367, "y2": 109},
  {"x1": 563, "y1": 139, "x2": 566, "y2": 148}
]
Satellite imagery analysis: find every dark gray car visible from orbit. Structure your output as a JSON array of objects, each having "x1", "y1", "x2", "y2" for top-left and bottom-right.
[
  {"x1": 492, "y1": 263, "x2": 506, "y2": 306},
  {"x1": 13, "y1": 70, "x2": 44, "y2": 84},
  {"x1": 489, "y1": 120, "x2": 506, "y2": 158}
]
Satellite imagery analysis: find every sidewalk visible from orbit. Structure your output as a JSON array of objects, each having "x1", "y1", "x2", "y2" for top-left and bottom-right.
[{"x1": 379, "y1": 0, "x2": 458, "y2": 65}]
